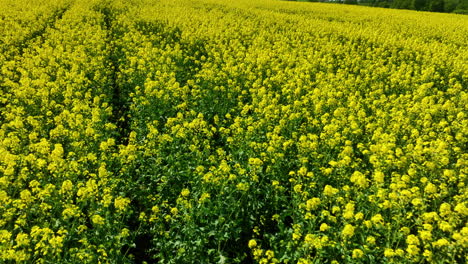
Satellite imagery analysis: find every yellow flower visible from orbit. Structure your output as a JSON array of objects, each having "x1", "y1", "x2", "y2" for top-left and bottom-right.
[
  {"x1": 272, "y1": 214, "x2": 280, "y2": 221},
  {"x1": 354, "y1": 212, "x2": 364, "y2": 221},
  {"x1": 432, "y1": 238, "x2": 449, "y2": 247},
  {"x1": 439, "y1": 203, "x2": 451, "y2": 217},
  {"x1": 0, "y1": 230, "x2": 12, "y2": 244},
  {"x1": 62, "y1": 204, "x2": 80, "y2": 220},
  {"x1": 352, "y1": 249, "x2": 364, "y2": 258},
  {"x1": 350, "y1": 171, "x2": 368, "y2": 188},
  {"x1": 292, "y1": 232, "x2": 301, "y2": 241},
  {"x1": 170, "y1": 207, "x2": 179, "y2": 215},
  {"x1": 423, "y1": 249, "x2": 432, "y2": 260},
  {"x1": 253, "y1": 248, "x2": 263, "y2": 258},
  {"x1": 332, "y1": 205, "x2": 340, "y2": 214},
  {"x1": 49, "y1": 235, "x2": 64, "y2": 249},
  {"x1": 51, "y1": 143, "x2": 64, "y2": 160},
  {"x1": 395, "y1": 249, "x2": 405, "y2": 256},
  {"x1": 343, "y1": 202, "x2": 355, "y2": 219},
  {"x1": 248, "y1": 158, "x2": 263, "y2": 166},
  {"x1": 411, "y1": 198, "x2": 423, "y2": 207},
  {"x1": 342, "y1": 224, "x2": 355, "y2": 238},
  {"x1": 424, "y1": 182, "x2": 437, "y2": 194},
  {"x1": 406, "y1": 234, "x2": 420, "y2": 245},
  {"x1": 454, "y1": 203, "x2": 467, "y2": 216},
  {"x1": 321, "y1": 235, "x2": 329, "y2": 244},
  {"x1": 304, "y1": 233, "x2": 314, "y2": 244},
  {"x1": 373, "y1": 170, "x2": 385, "y2": 184},
  {"x1": 236, "y1": 182, "x2": 249, "y2": 191},
  {"x1": 371, "y1": 214, "x2": 384, "y2": 225},
  {"x1": 320, "y1": 223, "x2": 329, "y2": 232},
  {"x1": 114, "y1": 197, "x2": 131, "y2": 212},
  {"x1": 121, "y1": 228, "x2": 130, "y2": 237},
  {"x1": 103, "y1": 194, "x2": 113, "y2": 207},
  {"x1": 248, "y1": 239, "x2": 257, "y2": 248},
  {"x1": 363, "y1": 220, "x2": 372, "y2": 228},
  {"x1": 199, "y1": 193, "x2": 211, "y2": 203},
  {"x1": 91, "y1": 215, "x2": 105, "y2": 225},
  {"x1": 19, "y1": 190, "x2": 33, "y2": 204},
  {"x1": 323, "y1": 185, "x2": 338, "y2": 196},
  {"x1": 15, "y1": 233, "x2": 30, "y2": 247},
  {"x1": 400, "y1": 227, "x2": 410, "y2": 235},
  {"x1": 423, "y1": 224, "x2": 433, "y2": 231},
  {"x1": 77, "y1": 179, "x2": 98, "y2": 200},
  {"x1": 419, "y1": 230, "x2": 432, "y2": 241},
  {"x1": 438, "y1": 221, "x2": 452, "y2": 232},
  {"x1": 60, "y1": 180, "x2": 73, "y2": 195},
  {"x1": 297, "y1": 258, "x2": 311, "y2": 264},
  {"x1": 366, "y1": 236, "x2": 376, "y2": 245},
  {"x1": 294, "y1": 184, "x2": 302, "y2": 193},
  {"x1": 421, "y1": 212, "x2": 439, "y2": 223},
  {"x1": 406, "y1": 244, "x2": 419, "y2": 256},
  {"x1": 384, "y1": 248, "x2": 395, "y2": 258},
  {"x1": 265, "y1": 250, "x2": 274, "y2": 259},
  {"x1": 306, "y1": 197, "x2": 321, "y2": 210}
]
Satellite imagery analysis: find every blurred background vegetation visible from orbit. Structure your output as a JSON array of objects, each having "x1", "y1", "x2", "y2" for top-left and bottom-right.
[{"x1": 288, "y1": 0, "x2": 468, "y2": 14}]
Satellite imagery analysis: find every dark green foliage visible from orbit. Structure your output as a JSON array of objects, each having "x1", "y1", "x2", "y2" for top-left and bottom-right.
[
  {"x1": 454, "y1": 0, "x2": 468, "y2": 12},
  {"x1": 393, "y1": 0, "x2": 414, "y2": 9},
  {"x1": 412, "y1": 0, "x2": 428, "y2": 10},
  {"x1": 375, "y1": 1, "x2": 392, "y2": 7},
  {"x1": 457, "y1": 0, "x2": 468, "y2": 9},
  {"x1": 429, "y1": 0, "x2": 445, "y2": 11},
  {"x1": 453, "y1": 8, "x2": 468, "y2": 13},
  {"x1": 344, "y1": 0, "x2": 358, "y2": 5},
  {"x1": 288, "y1": 0, "x2": 468, "y2": 13},
  {"x1": 444, "y1": 0, "x2": 459, "y2": 12}
]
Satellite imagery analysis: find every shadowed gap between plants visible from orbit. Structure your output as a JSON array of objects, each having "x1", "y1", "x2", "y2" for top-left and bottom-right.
[
  {"x1": 111, "y1": 19, "x2": 262, "y2": 262},
  {"x1": 129, "y1": 26, "x2": 212, "y2": 263},
  {"x1": 95, "y1": 5, "x2": 130, "y2": 146},
  {"x1": 91, "y1": 3, "x2": 149, "y2": 263},
  {"x1": 97, "y1": 13, "x2": 211, "y2": 262}
]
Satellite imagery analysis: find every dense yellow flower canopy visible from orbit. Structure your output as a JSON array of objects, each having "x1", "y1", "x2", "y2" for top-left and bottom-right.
[{"x1": 0, "y1": 0, "x2": 466, "y2": 263}]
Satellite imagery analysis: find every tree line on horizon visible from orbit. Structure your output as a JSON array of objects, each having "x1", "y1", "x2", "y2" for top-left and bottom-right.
[{"x1": 289, "y1": 0, "x2": 468, "y2": 14}]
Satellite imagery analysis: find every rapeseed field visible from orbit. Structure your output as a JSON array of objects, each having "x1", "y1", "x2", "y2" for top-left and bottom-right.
[{"x1": 0, "y1": 0, "x2": 466, "y2": 263}]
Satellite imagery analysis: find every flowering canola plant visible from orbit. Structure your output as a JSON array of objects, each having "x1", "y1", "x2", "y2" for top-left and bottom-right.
[{"x1": 0, "y1": 0, "x2": 467, "y2": 263}]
